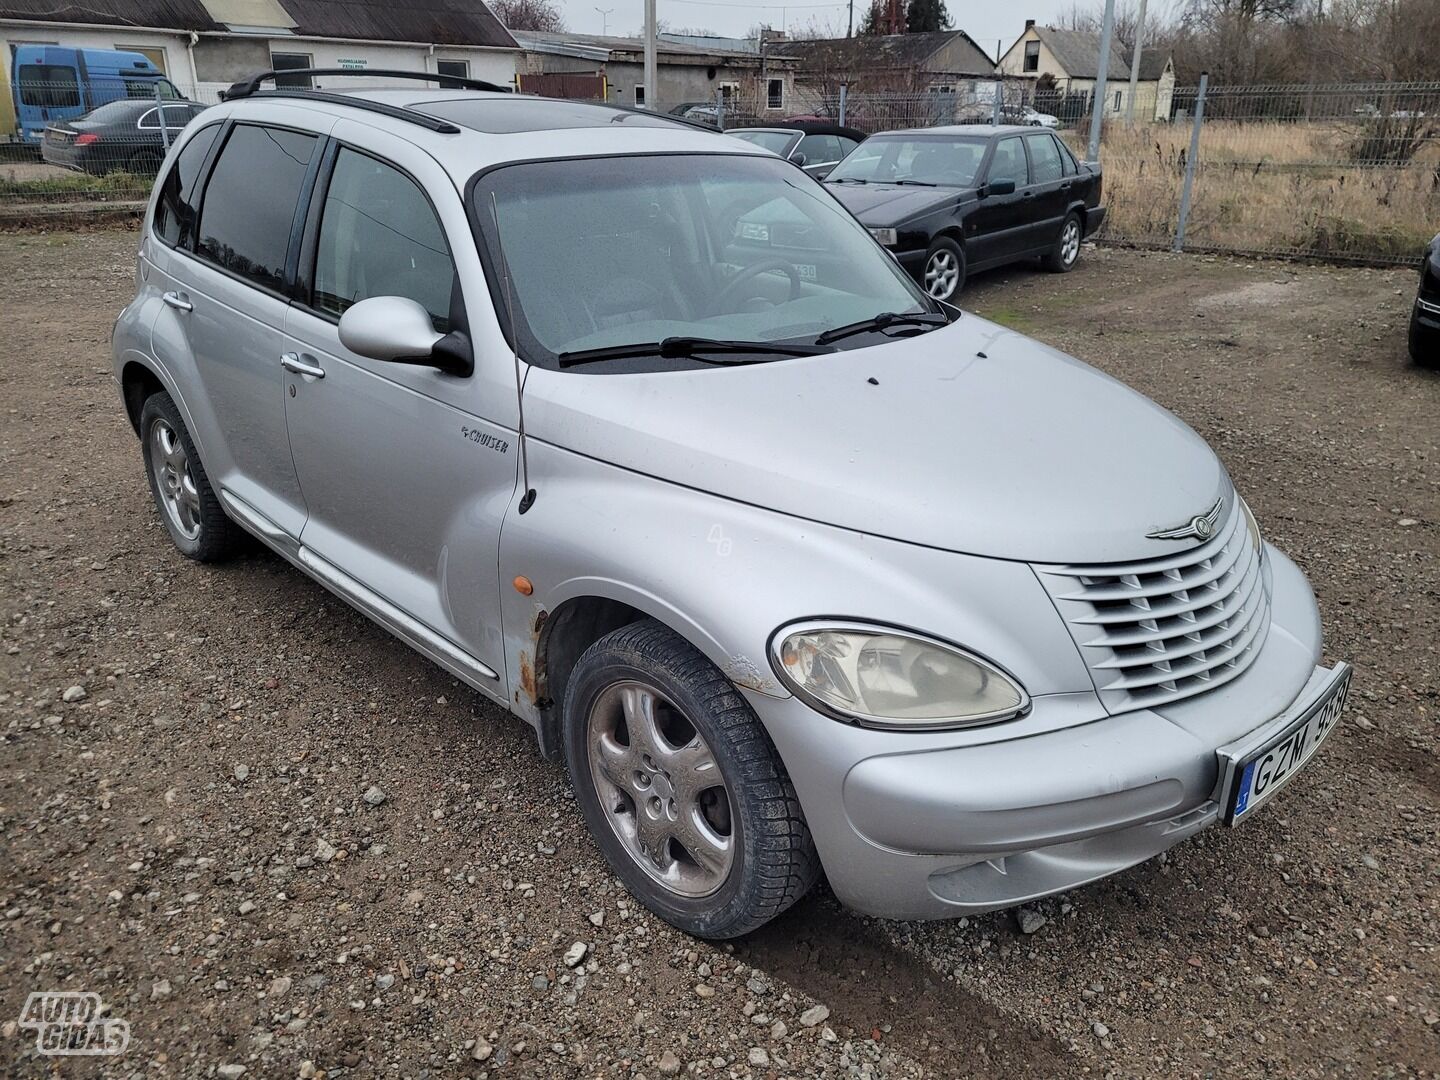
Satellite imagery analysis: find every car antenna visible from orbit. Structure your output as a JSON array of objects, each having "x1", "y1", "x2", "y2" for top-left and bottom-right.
[{"x1": 490, "y1": 192, "x2": 536, "y2": 514}]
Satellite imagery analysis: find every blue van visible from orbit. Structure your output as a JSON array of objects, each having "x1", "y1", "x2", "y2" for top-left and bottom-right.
[{"x1": 11, "y1": 46, "x2": 181, "y2": 144}]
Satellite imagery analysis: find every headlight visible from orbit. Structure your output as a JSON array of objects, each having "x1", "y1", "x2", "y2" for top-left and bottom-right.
[
  {"x1": 770, "y1": 621, "x2": 1028, "y2": 730},
  {"x1": 869, "y1": 227, "x2": 898, "y2": 247}
]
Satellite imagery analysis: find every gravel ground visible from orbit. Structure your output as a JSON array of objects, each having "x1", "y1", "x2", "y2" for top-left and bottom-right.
[{"x1": 1, "y1": 230, "x2": 1436, "y2": 1079}]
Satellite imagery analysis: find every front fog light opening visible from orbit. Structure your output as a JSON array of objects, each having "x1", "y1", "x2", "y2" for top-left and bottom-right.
[{"x1": 770, "y1": 621, "x2": 1029, "y2": 731}]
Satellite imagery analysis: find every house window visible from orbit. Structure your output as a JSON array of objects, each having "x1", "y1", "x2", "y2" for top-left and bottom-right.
[
  {"x1": 719, "y1": 82, "x2": 738, "y2": 103},
  {"x1": 930, "y1": 83, "x2": 956, "y2": 94},
  {"x1": 436, "y1": 59, "x2": 469, "y2": 84},
  {"x1": 767, "y1": 78, "x2": 783, "y2": 110},
  {"x1": 270, "y1": 52, "x2": 314, "y2": 89},
  {"x1": 120, "y1": 45, "x2": 168, "y2": 73},
  {"x1": 1112, "y1": 89, "x2": 1122, "y2": 112},
  {"x1": 1023, "y1": 41, "x2": 1040, "y2": 73},
  {"x1": 633, "y1": 84, "x2": 645, "y2": 106}
]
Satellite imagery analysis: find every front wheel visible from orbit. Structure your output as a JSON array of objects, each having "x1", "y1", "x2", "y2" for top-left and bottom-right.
[
  {"x1": 1045, "y1": 212, "x2": 1083, "y2": 272},
  {"x1": 139, "y1": 392, "x2": 245, "y2": 561},
  {"x1": 921, "y1": 237, "x2": 966, "y2": 302},
  {"x1": 563, "y1": 620, "x2": 818, "y2": 938},
  {"x1": 1410, "y1": 308, "x2": 1439, "y2": 369}
]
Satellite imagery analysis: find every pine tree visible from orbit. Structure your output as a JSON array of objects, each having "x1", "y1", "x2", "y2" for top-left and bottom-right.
[{"x1": 905, "y1": 0, "x2": 951, "y2": 33}]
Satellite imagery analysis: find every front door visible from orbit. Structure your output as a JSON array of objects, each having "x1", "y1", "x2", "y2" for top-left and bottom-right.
[
  {"x1": 966, "y1": 135, "x2": 1031, "y2": 268},
  {"x1": 281, "y1": 129, "x2": 518, "y2": 689}
]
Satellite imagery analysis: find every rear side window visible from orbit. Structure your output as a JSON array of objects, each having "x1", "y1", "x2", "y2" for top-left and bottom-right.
[
  {"x1": 797, "y1": 133, "x2": 841, "y2": 165},
  {"x1": 1056, "y1": 136, "x2": 1079, "y2": 176},
  {"x1": 1024, "y1": 132, "x2": 1063, "y2": 184},
  {"x1": 312, "y1": 147, "x2": 455, "y2": 331},
  {"x1": 18, "y1": 64, "x2": 80, "y2": 108},
  {"x1": 196, "y1": 124, "x2": 318, "y2": 291},
  {"x1": 153, "y1": 123, "x2": 221, "y2": 248}
]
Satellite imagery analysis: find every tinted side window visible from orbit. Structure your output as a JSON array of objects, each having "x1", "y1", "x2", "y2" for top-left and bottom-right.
[
  {"x1": 18, "y1": 64, "x2": 80, "y2": 108},
  {"x1": 153, "y1": 123, "x2": 222, "y2": 248},
  {"x1": 312, "y1": 148, "x2": 455, "y2": 332},
  {"x1": 798, "y1": 133, "x2": 841, "y2": 164},
  {"x1": 988, "y1": 137, "x2": 1028, "y2": 187},
  {"x1": 1024, "y1": 132, "x2": 1063, "y2": 184},
  {"x1": 196, "y1": 125, "x2": 317, "y2": 291},
  {"x1": 1056, "y1": 136, "x2": 1079, "y2": 176}
]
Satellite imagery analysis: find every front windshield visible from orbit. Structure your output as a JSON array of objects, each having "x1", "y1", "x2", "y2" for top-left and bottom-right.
[
  {"x1": 474, "y1": 153, "x2": 931, "y2": 370},
  {"x1": 827, "y1": 135, "x2": 989, "y2": 187},
  {"x1": 730, "y1": 130, "x2": 796, "y2": 155}
]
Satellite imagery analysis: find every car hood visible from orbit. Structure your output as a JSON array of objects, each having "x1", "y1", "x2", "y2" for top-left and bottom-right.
[
  {"x1": 825, "y1": 183, "x2": 965, "y2": 226},
  {"x1": 523, "y1": 316, "x2": 1228, "y2": 564}
]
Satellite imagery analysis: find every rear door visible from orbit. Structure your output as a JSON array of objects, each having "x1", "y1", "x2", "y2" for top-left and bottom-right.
[
  {"x1": 965, "y1": 135, "x2": 1031, "y2": 268},
  {"x1": 280, "y1": 121, "x2": 518, "y2": 691},
  {"x1": 1022, "y1": 131, "x2": 1070, "y2": 250},
  {"x1": 147, "y1": 111, "x2": 331, "y2": 540},
  {"x1": 15, "y1": 52, "x2": 82, "y2": 142}
]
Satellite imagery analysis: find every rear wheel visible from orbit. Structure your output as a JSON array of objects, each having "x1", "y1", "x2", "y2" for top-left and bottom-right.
[
  {"x1": 1044, "y1": 212, "x2": 1083, "y2": 273},
  {"x1": 139, "y1": 392, "x2": 245, "y2": 561},
  {"x1": 921, "y1": 237, "x2": 966, "y2": 302},
  {"x1": 563, "y1": 619, "x2": 818, "y2": 938}
]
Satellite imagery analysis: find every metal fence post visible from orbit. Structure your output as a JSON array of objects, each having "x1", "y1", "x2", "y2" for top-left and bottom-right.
[
  {"x1": 155, "y1": 83, "x2": 171, "y2": 152},
  {"x1": 1173, "y1": 72, "x2": 1208, "y2": 253},
  {"x1": 715, "y1": 87, "x2": 725, "y2": 131},
  {"x1": 838, "y1": 83, "x2": 847, "y2": 126}
]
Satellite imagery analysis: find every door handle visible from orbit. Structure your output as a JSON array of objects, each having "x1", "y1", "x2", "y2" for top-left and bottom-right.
[
  {"x1": 1022, "y1": 190, "x2": 1035, "y2": 198},
  {"x1": 162, "y1": 290, "x2": 192, "y2": 312},
  {"x1": 280, "y1": 352, "x2": 326, "y2": 379}
]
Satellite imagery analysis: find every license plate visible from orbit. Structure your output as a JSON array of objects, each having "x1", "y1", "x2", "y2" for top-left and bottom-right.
[
  {"x1": 1223, "y1": 663, "x2": 1351, "y2": 825},
  {"x1": 796, "y1": 264, "x2": 817, "y2": 281}
]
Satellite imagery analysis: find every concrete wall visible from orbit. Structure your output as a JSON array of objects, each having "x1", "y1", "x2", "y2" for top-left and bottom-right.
[{"x1": 529, "y1": 56, "x2": 794, "y2": 110}]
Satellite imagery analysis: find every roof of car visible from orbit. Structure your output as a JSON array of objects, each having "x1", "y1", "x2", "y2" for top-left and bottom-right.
[
  {"x1": 869, "y1": 124, "x2": 1039, "y2": 138},
  {"x1": 211, "y1": 88, "x2": 769, "y2": 176},
  {"x1": 733, "y1": 122, "x2": 866, "y2": 141}
]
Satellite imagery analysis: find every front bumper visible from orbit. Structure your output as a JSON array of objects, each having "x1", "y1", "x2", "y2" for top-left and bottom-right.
[{"x1": 747, "y1": 546, "x2": 1338, "y2": 920}]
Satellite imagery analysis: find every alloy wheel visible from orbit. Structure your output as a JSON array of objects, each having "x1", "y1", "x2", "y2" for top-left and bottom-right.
[
  {"x1": 586, "y1": 679, "x2": 734, "y2": 898},
  {"x1": 925, "y1": 250, "x2": 959, "y2": 298},
  {"x1": 149, "y1": 418, "x2": 202, "y2": 541},
  {"x1": 1061, "y1": 219, "x2": 1081, "y2": 266}
]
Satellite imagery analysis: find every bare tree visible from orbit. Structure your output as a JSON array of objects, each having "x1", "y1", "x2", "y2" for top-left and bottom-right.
[{"x1": 492, "y1": 0, "x2": 566, "y2": 33}]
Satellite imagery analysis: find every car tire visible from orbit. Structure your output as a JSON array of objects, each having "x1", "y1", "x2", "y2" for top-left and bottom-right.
[
  {"x1": 563, "y1": 619, "x2": 818, "y2": 939},
  {"x1": 1045, "y1": 212, "x2": 1083, "y2": 273},
  {"x1": 139, "y1": 391, "x2": 245, "y2": 562},
  {"x1": 921, "y1": 237, "x2": 966, "y2": 302},
  {"x1": 1409, "y1": 309, "x2": 1439, "y2": 369}
]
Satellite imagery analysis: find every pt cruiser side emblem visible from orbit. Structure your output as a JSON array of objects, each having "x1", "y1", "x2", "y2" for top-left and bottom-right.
[{"x1": 1148, "y1": 497, "x2": 1224, "y2": 541}]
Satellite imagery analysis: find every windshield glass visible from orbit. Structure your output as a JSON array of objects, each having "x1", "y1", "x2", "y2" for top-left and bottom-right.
[
  {"x1": 827, "y1": 135, "x2": 989, "y2": 187},
  {"x1": 729, "y1": 129, "x2": 796, "y2": 155},
  {"x1": 473, "y1": 154, "x2": 931, "y2": 370}
]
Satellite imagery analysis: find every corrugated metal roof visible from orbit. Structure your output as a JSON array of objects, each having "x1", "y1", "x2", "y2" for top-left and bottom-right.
[
  {"x1": 0, "y1": 0, "x2": 516, "y2": 48},
  {"x1": 1034, "y1": 27, "x2": 1169, "y2": 81},
  {"x1": 512, "y1": 29, "x2": 778, "y2": 63}
]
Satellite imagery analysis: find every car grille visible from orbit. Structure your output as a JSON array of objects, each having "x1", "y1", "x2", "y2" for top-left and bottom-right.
[{"x1": 1035, "y1": 500, "x2": 1270, "y2": 712}]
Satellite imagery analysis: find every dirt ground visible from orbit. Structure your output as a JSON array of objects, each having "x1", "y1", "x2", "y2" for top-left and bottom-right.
[{"x1": 1, "y1": 229, "x2": 1436, "y2": 1079}]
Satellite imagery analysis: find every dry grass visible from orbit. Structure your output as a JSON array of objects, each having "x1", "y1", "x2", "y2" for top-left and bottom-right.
[{"x1": 1068, "y1": 120, "x2": 1440, "y2": 261}]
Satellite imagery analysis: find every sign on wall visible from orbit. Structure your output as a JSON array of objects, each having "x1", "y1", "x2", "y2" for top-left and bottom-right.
[{"x1": 337, "y1": 58, "x2": 366, "y2": 70}]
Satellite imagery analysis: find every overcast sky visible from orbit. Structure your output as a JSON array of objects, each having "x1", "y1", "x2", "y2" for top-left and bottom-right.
[{"x1": 560, "y1": 0, "x2": 1088, "y2": 51}]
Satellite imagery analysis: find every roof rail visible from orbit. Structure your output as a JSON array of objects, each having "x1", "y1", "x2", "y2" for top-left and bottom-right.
[
  {"x1": 226, "y1": 87, "x2": 463, "y2": 133},
  {"x1": 223, "y1": 67, "x2": 513, "y2": 100}
]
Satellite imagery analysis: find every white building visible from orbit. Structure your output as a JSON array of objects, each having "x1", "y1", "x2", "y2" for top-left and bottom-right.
[{"x1": 2, "y1": 0, "x2": 518, "y2": 136}]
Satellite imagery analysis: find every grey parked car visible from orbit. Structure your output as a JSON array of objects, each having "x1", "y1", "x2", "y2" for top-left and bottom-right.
[{"x1": 112, "y1": 73, "x2": 1351, "y2": 939}]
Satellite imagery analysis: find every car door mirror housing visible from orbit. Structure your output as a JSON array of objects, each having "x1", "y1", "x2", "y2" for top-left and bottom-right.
[
  {"x1": 338, "y1": 296, "x2": 472, "y2": 376},
  {"x1": 984, "y1": 178, "x2": 1016, "y2": 197}
]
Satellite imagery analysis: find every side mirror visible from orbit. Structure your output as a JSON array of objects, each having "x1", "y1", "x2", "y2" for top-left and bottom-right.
[
  {"x1": 984, "y1": 178, "x2": 1016, "y2": 197},
  {"x1": 790, "y1": 151, "x2": 807, "y2": 167},
  {"x1": 338, "y1": 296, "x2": 472, "y2": 376}
]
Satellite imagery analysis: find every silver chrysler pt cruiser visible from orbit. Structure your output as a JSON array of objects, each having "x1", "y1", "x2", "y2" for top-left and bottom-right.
[{"x1": 112, "y1": 73, "x2": 1351, "y2": 939}]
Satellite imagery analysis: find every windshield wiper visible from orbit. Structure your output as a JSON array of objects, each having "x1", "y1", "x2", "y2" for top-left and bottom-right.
[
  {"x1": 893, "y1": 179, "x2": 938, "y2": 187},
  {"x1": 829, "y1": 176, "x2": 868, "y2": 183},
  {"x1": 815, "y1": 311, "x2": 950, "y2": 346},
  {"x1": 558, "y1": 336, "x2": 835, "y2": 368}
]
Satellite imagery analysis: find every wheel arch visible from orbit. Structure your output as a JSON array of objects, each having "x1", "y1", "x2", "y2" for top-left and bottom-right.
[{"x1": 120, "y1": 357, "x2": 167, "y2": 435}]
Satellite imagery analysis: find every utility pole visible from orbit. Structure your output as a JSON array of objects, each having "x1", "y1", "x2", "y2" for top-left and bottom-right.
[
  {"x1": 643, "y1": 0, "x2": 657, "y2": 109},
  {"x1": 1125, "y1": 0, "x2": 1147, "y2": 123},
  {"x1": 847, "y1": 0, "x2": 854, "y2": 37},
  {"x1": 594, "y1": 6, "x2": 613, "y2": 34},
  {"x1": 1086, "y1": 0, "x2": 1117, "y2": 162}
]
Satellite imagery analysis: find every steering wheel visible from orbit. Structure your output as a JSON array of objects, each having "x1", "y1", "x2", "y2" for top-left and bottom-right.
[{"x1": 713, "y1": 259, "x2": 804, "y2": 312}]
